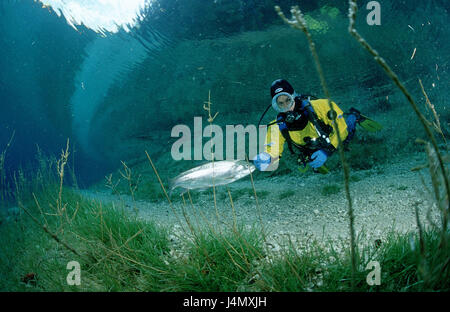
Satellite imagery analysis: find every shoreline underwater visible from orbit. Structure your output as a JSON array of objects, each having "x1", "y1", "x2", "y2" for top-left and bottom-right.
[
  {"x1": 0, "y1": 134, "x2": 448, "y2": 292},
  {"x1": 0, "y1": 0, "x2": 449, "y2": 296}
]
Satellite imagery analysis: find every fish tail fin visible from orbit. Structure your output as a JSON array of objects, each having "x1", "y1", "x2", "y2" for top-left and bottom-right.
[
  {"x1": 168, "y1": 177, "x2": 176, "y2": 191},
  {"x1": 167, "y1": 181, "x2": 177, "y2": 197}
]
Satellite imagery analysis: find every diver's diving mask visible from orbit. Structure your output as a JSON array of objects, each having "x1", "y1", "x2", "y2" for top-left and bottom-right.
[{"x1": 272, "y1": 92, "x2": 295, "y2": 113}]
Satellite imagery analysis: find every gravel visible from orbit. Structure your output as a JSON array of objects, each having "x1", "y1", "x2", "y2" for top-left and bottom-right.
[{"x1": 77, "y1": 156, "x2": 444, "y2": 249}]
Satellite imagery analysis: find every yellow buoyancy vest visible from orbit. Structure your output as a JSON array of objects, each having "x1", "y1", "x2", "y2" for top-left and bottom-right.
[{"x1": 265, "y1": 99, "x2": 348, "y2": 158}]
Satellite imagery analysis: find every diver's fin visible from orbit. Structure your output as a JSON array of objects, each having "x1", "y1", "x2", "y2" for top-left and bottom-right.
[
  {"x1": 358, "y1": 115, "x2": 383, "y2": 132},
  {"x1": 298, "y1": 164, "x2": 329, "y2": 174},
  {"x1": 316, "y1": 165, "x2": 329, "y2": 174},
  {"x1": 349, "y1": 107, "x2": 383, "y2": 132}
]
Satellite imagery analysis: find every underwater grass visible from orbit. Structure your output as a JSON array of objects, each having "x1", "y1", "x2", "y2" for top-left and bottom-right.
[
  {"x1": 0, "y1": 187, "x2": 172, "y2": 291},
  {"x1": 2, "y1": 146, "x2": 448, "y2": 293},
  {"x1": 0, "y1": 182, "x2": 267, "y2": 291},
  {"x1": 2, "y1": 1, "x2": 449, "y2": 293},
  {"x1": 1, "y1": 107, "x2": 448, "y2": 293},
  {"x1": 163, "y1": 224, "x2": 265, "y2": 292},
  {"x1": 1, "y1": 167, "x2": 449, "y2": 292},
  {"x1": 0, "y1": 131, "x2": 15, "y2": 205}
]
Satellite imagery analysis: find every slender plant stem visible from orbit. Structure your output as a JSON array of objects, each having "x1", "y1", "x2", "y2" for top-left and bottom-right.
[
  {"x1": 19, "y1": 202, "x2": 81, "y2": 257},
  {"x1": 203, "y1": 90, "x2": 221, "y2": 224},
  {"x1": 275, "y1": 5, "x2": 357, "y2": 289},
  {"x1": 348, "y1": 0, "x2": 449, "y2": 214},
  {"x1": 245, "y1": 155, "x2": 267, "y2": 245},
  {"x1": 145, "y1": 150, "x2": 186, "y2": 232}
]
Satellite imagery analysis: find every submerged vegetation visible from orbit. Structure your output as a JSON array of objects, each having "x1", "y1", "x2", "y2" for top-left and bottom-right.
[
  {"x1": 0, "y1": 129, "x2": 448, "y2": 292},
  {"x1": 1, "y1": 1, "x2": 449, "y2": 293},
  {"x1": 0, "y1": 168, "x2": 448, "y2": 291}
]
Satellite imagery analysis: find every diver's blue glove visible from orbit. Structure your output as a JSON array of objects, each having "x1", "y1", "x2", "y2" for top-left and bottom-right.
[
  {"x1": 253, "y1": 152, "x2": 271, "y2": 171},
  {"x1": 309, "y1": 150, "x2": 328, "y2": 169}
]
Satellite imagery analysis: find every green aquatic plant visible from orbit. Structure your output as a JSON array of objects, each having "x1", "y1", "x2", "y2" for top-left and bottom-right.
[
  {"x1": 2, "y1": 1, "x2": 449, "y2": 293},
  {"x1": 0, "y1": 131, "x2": 15, "y2": 205},
  {"x1": 168, "y1": 225, "x2": 265, "y2": 292},
  {"x1": 418, "y1": 79, "x2": 448, "y2": 148},
  {"x1": 118, "y1": 161, "x2": 140, "y2": 214},
  {"x1": 320, "y1": 5, "x2": 340, "y2": 19},
  {"x1": 303, "y1": 15, "x2": 329, "y2": 34},
  {"x1": 300, "y1": 5, "x2": 342, "y2": 35},
  {"x1": 1, "y1": 143, "x2": 449, "y2": 292}
]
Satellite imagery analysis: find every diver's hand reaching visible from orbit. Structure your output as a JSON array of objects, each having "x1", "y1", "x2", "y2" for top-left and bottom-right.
[
  {"x1": 309, "y1": 149, "x2": 328, "y2": 169},
  {"x1": 253, "y1": 152, "x2": 271, "y2": 171}
]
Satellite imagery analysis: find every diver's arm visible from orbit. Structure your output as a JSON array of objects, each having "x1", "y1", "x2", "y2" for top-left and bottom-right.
[
  {"x1": 253, "y1": 124, "x2": 284, "y2": 171},
  {"x1": 267, "y1": 156, "x2": 280, "y2": 171}
]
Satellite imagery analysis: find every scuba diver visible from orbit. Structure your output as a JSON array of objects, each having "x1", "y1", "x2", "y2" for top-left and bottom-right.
[{"x1": 253, "y1": 79, "x2": 382, "y2": 173}]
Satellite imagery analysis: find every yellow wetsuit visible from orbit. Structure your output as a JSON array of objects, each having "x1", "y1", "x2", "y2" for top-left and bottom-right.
[{"x1": 265, "y1": 99, "x2": 349, "y2": 159}]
